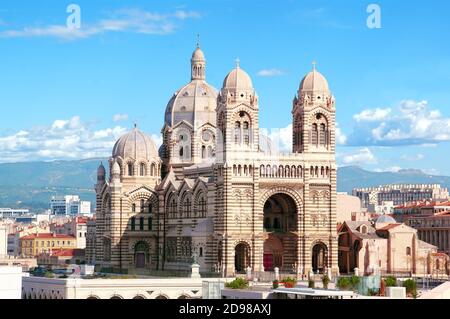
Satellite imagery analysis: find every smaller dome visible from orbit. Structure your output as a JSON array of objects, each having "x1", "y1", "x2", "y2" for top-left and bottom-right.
[
  {"x1": 375, "y1": 215, "x2": 396, "y2": 224},
  {"x1": 192, "y1": 47, "x2": 205, "y2": 61},
  {"x1": 299, "y1": 68, "x2": 329, "y2": 93},
  {"x1": 223, "y1": 65, "x2": 253, "y2": 90},
  {"x1": 112, "y1": 127, "x2": 158, "y2": 160}
]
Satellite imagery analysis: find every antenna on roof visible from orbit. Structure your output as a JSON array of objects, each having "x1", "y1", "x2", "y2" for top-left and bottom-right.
[
  {"x1": 235, "y1": 58, "x2": 240, "y2": 68},
  {"x1": 196, "y1": 33, "x2": 201, "y2": 48}
]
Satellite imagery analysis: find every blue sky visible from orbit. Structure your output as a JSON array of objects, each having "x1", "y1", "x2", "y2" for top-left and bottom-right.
[{"x1": 0, "y1": 0, "x2": 449, "y2": 175}]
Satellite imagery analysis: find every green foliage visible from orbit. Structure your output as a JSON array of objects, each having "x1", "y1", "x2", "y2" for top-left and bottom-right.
[
  {"x1": 272, "y1": 280, "x2": 279, "y2": 289},
  {"x1": 336, "y1": 277, "x2": 351, "y2": 290},
  {"x1": 44, "y1": 272, "x2": 55, "y2": 278},
  {"x1": 403, "y1": 279, "x2": 417, "y2": 295},
  {"x1": 308, "y1": 279, "x2": 315, "y2": 289},
  {"x1": 226, "y1": 278, "x2": 249, "y2": 289},
  {"x1": 367, "y1": 288, "x2": 379, "y2": 296},
  {"x1": 337, "y1": 276, "x2": 361, "y2": 291},
  {"x1": 322, "y1": 275, "x2": 331, "y2": 289},
  {"x1": 350, "y1": 275, "x2": 361, "y2": 288},
  {"x1": 282, "y1": 277, "x2": 297, "y2": 288},
  {"x1": 384, "y1": 276, "x2": 397, "y2": 287}
]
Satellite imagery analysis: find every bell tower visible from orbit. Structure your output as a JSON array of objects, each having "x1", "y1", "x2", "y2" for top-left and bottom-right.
[
  {"x1": 292, "y1": 62, "x2": 336, "y2": 154},
  {"x1": 216, "y1": 60, "x2": 260, "y2": 161}
]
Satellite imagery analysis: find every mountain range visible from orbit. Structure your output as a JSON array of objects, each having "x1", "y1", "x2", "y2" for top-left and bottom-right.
[{"x1": 0, "y1": 159, "x2": 449, "y2": 211}]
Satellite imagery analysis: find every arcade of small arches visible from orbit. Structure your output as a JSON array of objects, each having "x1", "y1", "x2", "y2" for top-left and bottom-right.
[
  {"x1": 112, "y1": 159, "x2": 161, "y2": 178},
  {"x1": 22, "y1": 292, "x2": 194, "y2": 300},
  {"x1": 259, "y1": 164, "x2": 331, "y2": 179}
]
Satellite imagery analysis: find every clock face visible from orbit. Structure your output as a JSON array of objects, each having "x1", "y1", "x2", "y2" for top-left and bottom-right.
[{"x1": 202, "y1": 130, "x2": 212, "y2": 142}]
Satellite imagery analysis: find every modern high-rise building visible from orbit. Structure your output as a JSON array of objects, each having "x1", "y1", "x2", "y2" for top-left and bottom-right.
[
  {"x1": 50, "y1": 196, "x2": 91, "y2": 216},
  {"x1": 353, "y1": 184, "x2": 449, "y2": 208}
]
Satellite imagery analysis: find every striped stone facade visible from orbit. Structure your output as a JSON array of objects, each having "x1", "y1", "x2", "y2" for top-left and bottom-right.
[{"x1": 89, "y1": 47, "x2": 338, "y2": 277}]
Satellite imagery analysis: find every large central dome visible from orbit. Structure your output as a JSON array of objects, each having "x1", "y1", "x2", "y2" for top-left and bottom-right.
[
  {"x1": 164, "y1": 46, "x2": 218, "y2": 128},
  {"x1": 112, "y1": 127, "x2": 158, "y2": 160}
]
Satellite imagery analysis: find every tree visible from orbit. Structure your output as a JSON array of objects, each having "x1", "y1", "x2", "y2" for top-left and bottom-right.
[{"x1": 322, "y1": 275, "x2": 331, "y2": 289}]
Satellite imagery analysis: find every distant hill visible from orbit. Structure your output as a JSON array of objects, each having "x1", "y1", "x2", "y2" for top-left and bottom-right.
[
  {"x1": 337, "y1": 166, "x2": 450, "y2": 193},
  {"x1": 0, "y1": 159, "x2": 449, "y2": 211},
  {"x1": 0, "y1": 158, "x2": 106, "y2": 211}
]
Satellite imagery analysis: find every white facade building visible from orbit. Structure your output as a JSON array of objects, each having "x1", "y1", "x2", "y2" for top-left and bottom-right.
[
  {"x1": 22, "y1": 276, "x2": 226, "y2": 299},
  {"x1": 0, "y1": 267, "x2": 23, "y2": 299},
  {"x1": 50, "y1": 196, "x2": 91, "y2": 216},
  {"x1": 0, "y1": 225, "x2": 7, "y2": 257},
  {"x1": 0, "y1": 208, "x2": 30, "y2": 219}
]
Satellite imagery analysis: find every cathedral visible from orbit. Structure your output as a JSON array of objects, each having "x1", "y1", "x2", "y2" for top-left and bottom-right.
[{"x1": 91, "y1": 44, "x2": 338, "y2": 277}]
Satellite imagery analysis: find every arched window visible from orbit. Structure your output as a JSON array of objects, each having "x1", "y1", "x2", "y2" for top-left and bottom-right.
[
  {"x1": 361, "y1": 225, "x2": 367, "y2": 234},
  {"x1": 234, "y1": 122, "x2": 241, "y2": 144},
  {"x1": 202, "y1": 145, "x2": 206, "y2": 158},
  {"x1": 140, "y1": 163, "x2": 146, "y2": 176},
  {"x1": 140, "y1": 199, "x2": 145, "y2": 213},
  {"x1": 320, "y1": 123, "x2": 327, "y2": 146},
  {"x1": 139, "y1": 217, "x2": 144, "y2": 231},
  {"x1": 179, "y1": 147, "x2": 184, "y2": 157},
  {"x1": 148, "y1": 217, "x2": 153, "y2": 231},
  {"x1": 312, "y1": 124, "x2": 318, "y2": 146},
  {"x1": 406, "y1": 247, "x2": 411, "y2": 256},
  {"x1": 198, "y1": 196, "x2": 207, "y2": 218},
  {"x1": 150, "y1": 163, "x2": 155, "y2": 176},
  {"x1": 243, "y1": 122, "x2": 250, "y2": 145},
  {"x1": 169, "y1": 198, "x2": 177, "y2": 219},
  {"x1": 183, "y1": 197, "x2": 191, "y2": 219},
  {"x1": 131, "y1": 217, "x2": 136, "y2": 231},
  {"x1": 260, "y1": 165, "x2": 266, "y2": 177},
  {"x1": 128, "y1": 163, "x2": 134, "y2": 176},
  {"x1": 132, "y1": 204, "x2": 136, "y2": 213}
]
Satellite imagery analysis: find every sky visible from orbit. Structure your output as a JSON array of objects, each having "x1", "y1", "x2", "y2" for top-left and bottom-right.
[{"x1": 0, "y1": 0, "x2": 449, "y2": 175}]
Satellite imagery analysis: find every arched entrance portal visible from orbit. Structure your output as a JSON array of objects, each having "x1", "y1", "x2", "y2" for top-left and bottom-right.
[
  {"x1": 134, "y1": 241, "x2": 150, "y2": 269},
  {"x1": 235, "y1": 242, "x2": 251, "y2": 273},
  {"x1": 263, "y1": 193, "x2": 298, "y2": 272},
  {"x1": 312, "y1": 242, "x2": 328, "y2": 273}
]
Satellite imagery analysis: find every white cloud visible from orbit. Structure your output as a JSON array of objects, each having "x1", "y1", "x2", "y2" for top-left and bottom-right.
[
  {"x1": 257, "y1": 69, "x2": 286, "y2": 77},
  {"x1": 401, "y1": 153, "x2": 425, "y2": 161},
  {"x1": 0, "y1": 9, "x2": 201, "y2": 40},
  {"x1": 0, "y1": 116, "x2": 133, "y2": 163},
  {"x1": 374, "y1": 166, "x2": 402, "y2": 173},
  {"x1": 353, "y1": 108, "x2": 391, "y2": 122},
  {"x1": 347, "y1": 100, "x2": 450, "y2": 146},
  {"x1": 259, "y1": 124, "x2": 292, "y2": 154},
  {"x1": 340, "y1": 147, "x2": 377, "y2": 165},
  {"x1": 113, "y1": 114, "x2": 129, "y2": 122},
  {"x1": 335, "y1": 123, "x2": 347, "y2": 145},
  {"x1": 151, "y1": 134, "x2": 163, "y2": 148}
]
